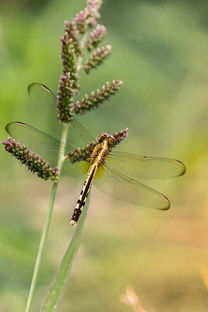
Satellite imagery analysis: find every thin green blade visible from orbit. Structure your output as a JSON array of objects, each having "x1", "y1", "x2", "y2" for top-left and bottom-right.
[{"x1": 41, "y1": 200, "x2": 89, "y2": 312}]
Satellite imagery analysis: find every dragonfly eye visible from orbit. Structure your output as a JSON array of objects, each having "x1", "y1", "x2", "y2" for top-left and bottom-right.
[
  {"x1": 98, "y1": 132, "x2": 108, "y2": 141},
  {"x1": 99, "y1": 132, "x2": 108, "y2": 137},
  {"x1": 98, "y1": 133, "x2": 115, "y2": 145}
]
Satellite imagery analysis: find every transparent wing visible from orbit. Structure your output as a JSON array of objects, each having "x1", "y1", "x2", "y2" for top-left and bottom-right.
[
  {"x1": 94, "y1": 163, "x2": 170, "y2": 210},
  {"x1": 27, "y1": 82, "x2": 94, "y2": 148},
  {"x1": 107, "y1": 151, "x2": 186, "y2": 179},
  {"x1": 5, "y1": 82, "x2": 96, "y2": 167},
  {"x1": 27, "y1": 83, "x2": 58, "y2": 133},
  {"x1": 6, "y1": 120, "x2": 93, "y2": 175},
  {"x1": 5, "y1": 121, "x2": 67, "y2": 167},
  {"x1": 70, "y1": 118, "x2": 94, "y2": 145},
  {"x1": 28, "y1": 82, "x2": 56, "y2": 114}
]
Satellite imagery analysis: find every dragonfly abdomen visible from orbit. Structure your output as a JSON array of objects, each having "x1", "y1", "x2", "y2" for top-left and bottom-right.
[
  {"x1": 70, "y1": 140, "x2": 111, "y2": 225},
  {"x1": 70, "y1": 164, "x2": 97, "y2": 225}
]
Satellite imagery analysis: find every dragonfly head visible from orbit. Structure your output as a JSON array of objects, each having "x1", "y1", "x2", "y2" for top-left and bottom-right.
[{"x1": 98, "y1": 132, "x2": 116, "y2": 145}]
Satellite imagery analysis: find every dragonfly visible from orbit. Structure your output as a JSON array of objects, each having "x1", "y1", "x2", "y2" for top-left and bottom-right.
[{"x1": 5, "y1": 83, "x2": 186, "y2": 225}]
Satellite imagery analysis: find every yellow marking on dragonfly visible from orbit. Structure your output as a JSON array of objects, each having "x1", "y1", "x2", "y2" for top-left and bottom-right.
[{"x1": 70, "y1": 134, "x2": 114, "y2": 225}]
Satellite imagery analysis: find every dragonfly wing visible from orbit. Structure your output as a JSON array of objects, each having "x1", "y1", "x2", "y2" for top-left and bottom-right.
[
  {"x1": 27, "y1": 83, "x2": 57, "y2": 131},
  {"x1": 5, "y1": 121, "x2": 67, "y2": 167},
  {"x1": 94, "y1": 163, "x2": 170, "y2": 210},
  {"x1": 107, "y1": 151, "x2": 186, "y2": 179},
  {"x1": 28, "y1": 82, "x2": 56, "y2": 103},
  {"x1": 70, "y1": 118, "x2": 94, "y2": 145},
  {"x1": 28, "y1": 83, "x2": 94, "y2": 151}
]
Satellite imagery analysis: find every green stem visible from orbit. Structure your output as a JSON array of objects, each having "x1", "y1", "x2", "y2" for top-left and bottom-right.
[
  {"x1": 25, "y1": 124, "x2": 69, "y2": 312},
  {"x1": 26, "y1": 24, "x2": 89, "y2": 312},
  {"x1": 41, "y1": 200, "x2": 89, "y2": 311}
]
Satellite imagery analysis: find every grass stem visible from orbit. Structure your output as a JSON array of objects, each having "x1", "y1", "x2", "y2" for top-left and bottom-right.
[
  {"x1": 25, "y1": 124, "x2": 69, "y2": 312},
  {"x1": 41, "y1": 200, "x2": 89, "y2": 311}
]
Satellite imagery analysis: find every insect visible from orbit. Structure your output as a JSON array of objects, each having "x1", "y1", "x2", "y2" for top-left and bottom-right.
[{"x1": 6, "y1": 83, "x2": 186, "y2": 225}]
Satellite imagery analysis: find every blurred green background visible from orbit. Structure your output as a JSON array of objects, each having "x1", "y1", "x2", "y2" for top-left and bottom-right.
[{"x1": 0, "y1": 0, "x2": 208, "y2": 311}]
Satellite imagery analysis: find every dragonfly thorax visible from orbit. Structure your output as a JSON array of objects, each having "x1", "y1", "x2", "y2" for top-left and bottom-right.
[
  {"x1": 98, "y1": 132, "x2": 115, "y2": 145},
  {"x1": 90, "y1": 138, "x2": 112, "y2": 167}
]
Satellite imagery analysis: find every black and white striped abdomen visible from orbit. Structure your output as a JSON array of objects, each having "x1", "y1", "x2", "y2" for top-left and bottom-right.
[{"x1": 70, "y1": 165, "x2": 96, "y2": 225}]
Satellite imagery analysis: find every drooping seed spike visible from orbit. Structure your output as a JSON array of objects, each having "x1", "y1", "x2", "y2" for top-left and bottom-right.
[
  {"x1": 87, "y1": 0, "x2": 103, "y2": 11},
  {"x1": 2, "y1": 138, "x2": 59, "y2": 181},
  {"x1": 84, "y1": 45, "x2": 112, "y2": 74},
  {"x1": 74, "y1": 8, "x2": 98, "y2": 34},
  {"x1": 112, "y1": 128, "x2": 128, "y2": 146},
  {"x1": 57, "y1": 73, "x2": 79, "y2": 123},
  {"x1": 66, "y1": 142, "x2": 97, "y2": 163},
  {"x1": 70, "y1": 79, "x2": 123, "y2": 115},
  {"x1": 74, "y1": 0, "x2": 103, "y2": 35},
  {"x1": 64, "y1": 21, "x2": 81, "y2": 56},
  {"x1": 59, "y1": 19, "x2": 80, "y2": 123},
  {"x1": 86, "y1": 24, "x2": 107, "y2": 51},
  {"x1": 61, "y1": 34, "x2": 78, "y2": 75}
]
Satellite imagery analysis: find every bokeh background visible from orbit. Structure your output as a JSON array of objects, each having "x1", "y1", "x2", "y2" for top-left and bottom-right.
[{"x1": 0, "y1": 0, "x2": 208, "y2": 311}]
